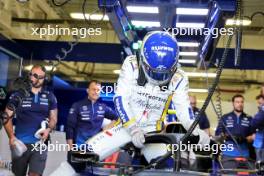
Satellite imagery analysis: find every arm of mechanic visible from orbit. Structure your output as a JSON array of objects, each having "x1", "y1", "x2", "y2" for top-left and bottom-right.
[
  {"x1": 215, "y1": 118, "x2": 226, "y2": 136},
  {"x1": 199, "y1": 112, "x2": 211, "y2": 136},
  {"x1": 246, "y1": 134, "x2": 255, "y2": 143},
  {"x1": 245, "y1": 116, "x2": 256, "y2": 143},
  {"x1": 66, "y1": 103, "x2": 78, "y2": 149},
  {"x1": 102, "y1": 106, "x2": 119, "y2": 130},
  {"x1": 4, "y1": 108, "x2": 16, "y2": 147},
  {"x1": 4, "y1": 92, "x2": 23, "y2": 147},
  {"x1": 40, "y1": 93, "x2": 58, "y2": 141},
  {"x1": 251, "y1": 109, "x2": 264, "y2": 131},
  {"x1": 40, "y1": 109, "x2": 57, "y2": 141}
]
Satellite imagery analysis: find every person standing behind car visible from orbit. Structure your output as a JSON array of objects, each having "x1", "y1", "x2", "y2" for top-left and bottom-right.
[
  {"x1": 4, "y1": 65, "x2": 58, "y2": 176},
  {"x1": 251, "y1": 95, "x2": 264, "y2": 163},
  {"x1": 189, "y1": 95, "x2": 211, "y2": 135},
  {"x1": 66, "y1": 80, "x2": 118, "y2": 173},
  {"x1": 215, "y1": 94, "x2": 254, "y2": 169}
]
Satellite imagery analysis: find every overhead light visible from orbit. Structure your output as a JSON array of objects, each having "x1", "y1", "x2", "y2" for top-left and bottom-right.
[
  {"x1": 132, "y1": 42, "x2": 140, "y2": 50},
  {"x1": 24, "y1": 65, "x2": 33, "y2": 71},
  {"x1": 178, "y1": 42, "x2": 200, "y2": 47},
  {"x1": 24, "y1": 65, "x2": 56, "y2": 71},
  {"x1": 16, "y1": 0, "x2": 29, "y2": 2},
  {"x1": 188, "y1": 88, "x2": 208, "y2": 93},
  {"x1": 176, "y1": 8, "x2": 208, "y2": 15},
  {"x1": 131, "y1": 20, "x2": 160, "y2": 27},
  {"x1": 127, "y1": 6, "x2": 159, "y2": 13},
  {"x1": 178, "y1": 59, "x2": 196, "y2": 64},
  {"x1": 70, "y1": 13, "x2": 109, "y2": 21},
  {"x1": 179, "y1": 52, "x2": 198, "y2": 56},
  {"x1": 186, "y1": 72, "x2": 216, "y2": 78},
  {"x1": 132, "y1": 40, "x2": 143, "y2": 50},
  {"x1": 225, "y1": 19, "x2": 251, "y2": 26},
  {"x1": 44, "y1": 65, "x2": 56, "y2": 71},
  {"x1": 113, "y1": 70, "x2": 121, "y2": 74},
  {"x1": 197, "y1": 99, "x2": 205, "y2": 103},
  {"x1": 176, "y1": 22, "x2": 205, "y2": 28}
]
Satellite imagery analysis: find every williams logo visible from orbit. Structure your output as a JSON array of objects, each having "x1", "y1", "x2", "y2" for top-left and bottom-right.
[{"x1": 151, "y1": 46, "x2": 174, "y2": 52}]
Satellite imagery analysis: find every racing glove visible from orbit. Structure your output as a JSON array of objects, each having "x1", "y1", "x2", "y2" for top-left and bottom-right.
[{"x1": 127, "y1": 125, "x2": 145, "y2": 148}]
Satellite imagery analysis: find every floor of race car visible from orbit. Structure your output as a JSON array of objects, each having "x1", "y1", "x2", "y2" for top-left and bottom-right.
[
  {"x1": 77, "y1": 167, "x2": 259, "y2": 176},
  {"x1": 78, "y1": 167, "x2": 210, "y2": 176}
]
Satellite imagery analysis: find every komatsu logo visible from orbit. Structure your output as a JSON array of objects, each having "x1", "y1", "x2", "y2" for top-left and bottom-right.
[{"x1": 151, "y1": 46, "x2": 174, "y2": 52}]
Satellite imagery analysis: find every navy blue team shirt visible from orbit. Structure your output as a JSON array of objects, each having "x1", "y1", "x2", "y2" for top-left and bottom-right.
[
  {"x1": 192, "y1": 107, "x2": 210, "y2": 130},
  {"x1": 167, "y1": 103, "x2": 210, "y2": 130},
  {"x1": 215, "y1": 111, "x2": 253, "y2": 157},
  {"x1": 66, "y1": 98, "x2": 118, "y2": 146},
  {"x1": 9, "y1": 90, "x2": 57, "y2": 144},
  {"x1": 251, "y1": 106, "x2": 264, "y2": 149}
]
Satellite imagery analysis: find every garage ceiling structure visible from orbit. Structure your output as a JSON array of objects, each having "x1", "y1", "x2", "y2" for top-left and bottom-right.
[{"x1": 0, "y1": 0, "x2": 263, "y2": 101}]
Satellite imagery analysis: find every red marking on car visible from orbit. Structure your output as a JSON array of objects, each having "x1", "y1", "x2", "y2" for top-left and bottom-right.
[{"x1": 105, "y1": 131, "x2": 112, "y2": 136}]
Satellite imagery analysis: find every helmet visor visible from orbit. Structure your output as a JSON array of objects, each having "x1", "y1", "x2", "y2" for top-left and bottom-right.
[{"x1": 142, "y1": 62, "x2": 175, "y2": 82}]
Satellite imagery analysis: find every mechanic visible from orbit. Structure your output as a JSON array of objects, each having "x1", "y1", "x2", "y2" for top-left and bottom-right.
[
  {"x1": 86, "y1": 31, "x2": 210, "y2": 167},
  {"x1": 166, "y1": 95, "x2": 210, "y2": 135},
  {"x1": 4, "y1": 65, "x2": 58, "y2": 176},
  {"x1": 251, "y1": 94, "x2": 264, "y2": 163},
  {"x1": 190, "y1": 95, "x2": 210, "y2": 135},
  {"x1": 215, "y1": 94, "x2": 254, "y2": 170},
  {"x1": 66, "y1": 80, "x2": 118, "y2": 173}
]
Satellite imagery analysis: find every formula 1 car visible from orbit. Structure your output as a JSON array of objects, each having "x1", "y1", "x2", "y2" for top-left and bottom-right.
[{"x1": 67, "y1": 123, "x2": 259, "y2": 176}]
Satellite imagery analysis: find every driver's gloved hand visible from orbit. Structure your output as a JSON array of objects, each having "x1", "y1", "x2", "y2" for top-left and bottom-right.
[{"x1": 128, "y1": 125, "x2": 145, "y2": 148}]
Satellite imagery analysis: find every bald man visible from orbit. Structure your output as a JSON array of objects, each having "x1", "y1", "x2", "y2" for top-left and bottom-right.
[{"x1": 4, "y1": 65, "x2": 57, "y2": 176}]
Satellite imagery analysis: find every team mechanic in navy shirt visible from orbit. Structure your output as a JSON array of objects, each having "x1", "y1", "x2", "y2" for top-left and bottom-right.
[
  {"x1": 167, "y1": 95, "x2": 210, "y2": 134},
  {"x1": 251, "y1": 95, "x2": 264, "y2": 163},
  {"x1": 215, "y1": 94, "x2": 254, "y2": 170},
  {"x1": 4, "y1": 65, "x2": 58, "y2": 176},
  {"x1": 66, "y1": 80, "x2": 118, "y2": 173},
  {"x1": 189, "y1": 95, "x2": 210, "y2": 135}
]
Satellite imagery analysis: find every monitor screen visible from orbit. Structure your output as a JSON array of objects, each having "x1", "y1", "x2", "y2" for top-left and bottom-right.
[{"x1": 0, "y1": 52, "x2": 21, "y2": 87}]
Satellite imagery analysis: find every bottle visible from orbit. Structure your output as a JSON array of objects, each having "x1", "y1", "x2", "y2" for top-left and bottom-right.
[
  {"x1": 60, "y1": 125, "x2": 64, "y2": 132},
  {"x1": 13, "y1": 139, "x2": 27, "y2": 158}
]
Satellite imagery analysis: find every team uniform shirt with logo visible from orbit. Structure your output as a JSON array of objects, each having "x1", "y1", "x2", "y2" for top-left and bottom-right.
[
  {"x1": 167, "y1": 105, "x2": 210, "y2": 130},
  {"x1": 215, "y1": 112, "x2": 253, "y2": 157},
  {"x1": 251, "y1": 106, "x2": 264, "y2": 149},
  {"x1": 8, "y1": 90, "x2": 57, "y2": 144},
  {"x1": 193, "y1": 107, "x2": 210, "y2": 130},
  {"x1": 66, "y1": 98, "x2": 118, "y2": 146}
]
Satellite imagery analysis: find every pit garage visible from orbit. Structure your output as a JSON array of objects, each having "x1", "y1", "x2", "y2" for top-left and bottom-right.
[{"x1": 0, "y1": 0, "x2": 264, "y2": 175}]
